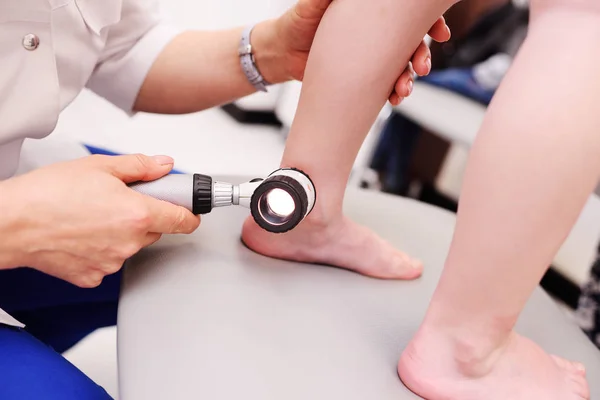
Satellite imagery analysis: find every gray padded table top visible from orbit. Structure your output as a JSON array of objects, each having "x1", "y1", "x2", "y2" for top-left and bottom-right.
[{"x1": 118, "y1": 178, "x2": 600, "y2": 400}]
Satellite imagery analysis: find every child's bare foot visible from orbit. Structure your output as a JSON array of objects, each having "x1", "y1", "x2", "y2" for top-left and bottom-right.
[
  {"x1": 241, "y1": 213, "x2": 423, "y2": 280},
  {"x1": 398, "y1": 328, "x2": 590, "y2": 400}
]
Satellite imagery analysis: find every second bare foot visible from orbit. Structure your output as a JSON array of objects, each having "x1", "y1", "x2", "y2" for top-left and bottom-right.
[{"x1": 398, "y1": 328, "x2": 590, "y2": 400}]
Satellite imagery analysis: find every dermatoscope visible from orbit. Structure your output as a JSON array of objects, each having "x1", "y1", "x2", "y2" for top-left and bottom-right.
[{"x1": 129, "y1": 168, "x2": 316, "y2": 233}]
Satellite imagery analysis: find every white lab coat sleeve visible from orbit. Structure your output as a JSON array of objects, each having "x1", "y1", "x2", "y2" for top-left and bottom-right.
[{"x1": 86, "y1": 0, "x2": 183, "y2": 114}]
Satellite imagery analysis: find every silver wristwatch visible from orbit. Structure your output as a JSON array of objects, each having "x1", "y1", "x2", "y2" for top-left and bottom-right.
[{"x1": 239, "y1": 25, "x2": 269, "y2": 92}]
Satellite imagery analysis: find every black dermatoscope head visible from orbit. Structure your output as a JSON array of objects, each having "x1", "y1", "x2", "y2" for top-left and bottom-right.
[{"x1": 249, "y1": 169, "x2": 315, "y2": 233}]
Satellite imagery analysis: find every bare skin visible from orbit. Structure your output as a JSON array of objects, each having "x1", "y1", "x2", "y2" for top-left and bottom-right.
[
  {"x1": 243, "y1": 215, "x2": 423, "y2": 280},
  {"x1": 0, "y1": 155, "x2": 199, "y2": 287},
  {"x1": 398, "y1": 2, "x2": 600, "y2": 398},
  {"x1": 133, "y1": 0, "x2": 449, "y2": 113},
  {"x1": 400, "y1": 330, "x2": 589, "y2": 399},
  {"x1": 242, "y1": 0, "x2": 454, "y2": 280}
]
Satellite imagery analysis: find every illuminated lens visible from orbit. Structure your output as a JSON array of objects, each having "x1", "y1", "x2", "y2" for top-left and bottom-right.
[
  {"x1": 258, "y1": 188, "x2": 297, "y2": 226},
  {"x1": 266, "y1": 189, "x2": 295, "y2": 217}
]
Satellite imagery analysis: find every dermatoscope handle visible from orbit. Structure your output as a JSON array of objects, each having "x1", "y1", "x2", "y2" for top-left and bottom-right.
[{"x1": 128, "y1": 174, "x2": 195, "y2": 212}]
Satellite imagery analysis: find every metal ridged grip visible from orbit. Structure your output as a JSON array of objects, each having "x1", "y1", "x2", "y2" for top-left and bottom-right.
[{"x1": 212, "y1": 182, "x2": 234, "y2": 208}]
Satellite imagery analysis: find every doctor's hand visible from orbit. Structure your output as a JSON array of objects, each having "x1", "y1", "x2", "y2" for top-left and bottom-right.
[
  {"x1": 0, "y1": 154, "x2": 200, "y2": 288},
  {"x1": 262, "y1": 0, "x2": 451, "y2": 105}
]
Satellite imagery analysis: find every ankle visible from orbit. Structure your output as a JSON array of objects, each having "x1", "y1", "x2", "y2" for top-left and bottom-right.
[
  {"x1": 415, "y1": 316, "x2": 515, "y2": 378},
  {"x1": 302, "y1": 204, "x2": 342, "y2": 229},
  {"x1": 451, "y1": 331, "x2": 514, "y2": 377},
  {"x1": 277, "y1": 162, "x2": 346, "y2": 227}
]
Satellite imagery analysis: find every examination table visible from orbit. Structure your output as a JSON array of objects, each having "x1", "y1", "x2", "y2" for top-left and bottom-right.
[{"x1": 117, "y1": 176, "x2": 600, "y2": 399}]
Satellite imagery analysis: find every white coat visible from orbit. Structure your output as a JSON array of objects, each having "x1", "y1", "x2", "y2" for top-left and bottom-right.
[{"x1": 0, "y1": 0, "x2": 179, "y2": 327}]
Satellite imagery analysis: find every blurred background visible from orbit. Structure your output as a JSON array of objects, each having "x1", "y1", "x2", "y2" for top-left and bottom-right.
[{"x1": 52, "y1": 0, "x2": 600, "y2": 397}]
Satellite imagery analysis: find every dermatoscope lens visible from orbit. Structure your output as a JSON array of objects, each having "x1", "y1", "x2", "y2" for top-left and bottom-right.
[
  {"x1": 266, "y1": 189, "x2": 296, "y2": 217},
  {"x1": 258, "y1": 188, "x2": 297, "y2": 226}
]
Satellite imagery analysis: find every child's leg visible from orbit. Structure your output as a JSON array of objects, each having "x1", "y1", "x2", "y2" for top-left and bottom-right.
[
  {"x1": 399, "y1": 2, "x2": 600, "y2": 399},
  {"x1": 243, "y1": 0, "x2": 457, "y2": 280}
]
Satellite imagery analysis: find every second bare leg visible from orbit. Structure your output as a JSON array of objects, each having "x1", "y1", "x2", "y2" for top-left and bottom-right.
[{"x1": 399, "y1": 2, "x2": 600, "y2": 398}]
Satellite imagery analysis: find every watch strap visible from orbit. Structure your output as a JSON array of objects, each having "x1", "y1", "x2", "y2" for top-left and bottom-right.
[{"x1": 239, "y1": 25, "x2": 269, "y2": 92}]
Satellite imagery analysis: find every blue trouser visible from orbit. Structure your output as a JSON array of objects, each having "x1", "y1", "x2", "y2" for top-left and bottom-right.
[
  {"x1": 0, "y1": 145, "x2": 167, "y2": 398},
  {"x1": 0, "y1": 267, "x2": 120, "y2": 399}
]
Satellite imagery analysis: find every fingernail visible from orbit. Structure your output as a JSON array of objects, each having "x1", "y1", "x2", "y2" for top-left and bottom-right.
[
  {"x1": 398, "y1": 97, "x2": 405, "y2": 104},
  {"x1": 575, "y1": 362, "x2": 586, "y2": 373},
  {"x1": 152, "y1": 155, "x2": 174, "y2": 166},
  {"x1": 406, "y1": 80, "x2": 413, "y2": 95},
  {"x1": 426, "y1": 57, "x2": 432, "y2": 72}
]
